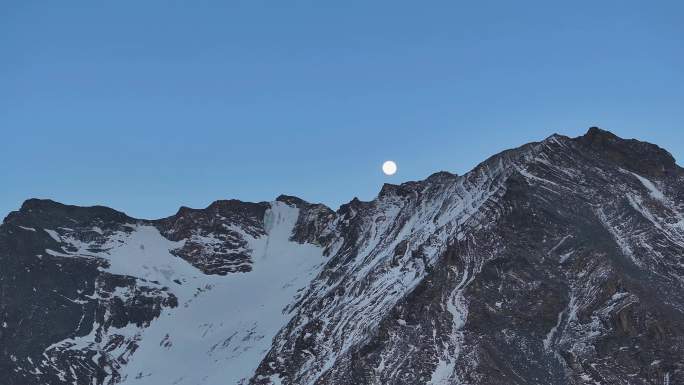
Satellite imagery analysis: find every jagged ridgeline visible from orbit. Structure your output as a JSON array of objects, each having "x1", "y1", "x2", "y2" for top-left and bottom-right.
[{"x1": 1, "y1": 128, "x2": 683, "y2": 385}]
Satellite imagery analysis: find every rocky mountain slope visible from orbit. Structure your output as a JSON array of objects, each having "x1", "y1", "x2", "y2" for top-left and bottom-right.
[{"x1": 1, "y1": 127, "x2": 683, "y2": 385}]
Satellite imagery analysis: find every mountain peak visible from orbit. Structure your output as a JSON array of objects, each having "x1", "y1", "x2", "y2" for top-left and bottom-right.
[
  {"x1": 378, "y1": 183, "x2": 414, "y2": 199},
  {"x1": 574, "y1": 126, "x2": 679, "y2": 177},
  {"x1": 4, "y1": 198, "x2": 132, "y2": 227},
  {"x1": 19, "y1": 198, "x2": 64, "y2": 211},
  {"x1": 275, "y1": 194, "x2": 308, "y2": 207},
  {"x1": 425, "y1": 170, "x2": 459, "y2": 183},
  {"x1": 584, "y1": 126, "x2": 618, "y2": 140}
]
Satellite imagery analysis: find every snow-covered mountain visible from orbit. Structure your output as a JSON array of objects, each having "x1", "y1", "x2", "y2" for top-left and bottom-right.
[{"x1": 2, "y1": 127, "x2": 683, "y2": 385}]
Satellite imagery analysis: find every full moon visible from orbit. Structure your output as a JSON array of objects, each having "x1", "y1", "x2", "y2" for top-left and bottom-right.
[{"x1": 382, "y1": 160, "x2": 397, "y2": 176}]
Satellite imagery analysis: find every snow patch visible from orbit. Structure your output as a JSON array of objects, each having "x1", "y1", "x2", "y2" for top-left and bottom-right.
[
  {"x1": 629, "y1": 172, "x2": 665, "y2": 201},
  {"x1": 559, "y1": 250, "x2": 575, "y2": 263},
  {"x1": 44, "y1": 229, "x2": 61, "y2": 242},
  {"x1": 113, "y1": 201, "x2": 326, "y2": 385},
  {"x1": 543, "y1": 308, "x2": 565, "y2": 350},
  {"x1": 595, "y1": 208, "x2": 637, "y2": 266}
]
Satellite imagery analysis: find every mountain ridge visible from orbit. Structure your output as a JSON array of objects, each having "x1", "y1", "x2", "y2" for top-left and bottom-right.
[
  {"x1": 6, "y1": 127, "x2": 679, "y2": 227},
  {"x1": 2, "y1": 127, "x2": 683, "y2": 385}
]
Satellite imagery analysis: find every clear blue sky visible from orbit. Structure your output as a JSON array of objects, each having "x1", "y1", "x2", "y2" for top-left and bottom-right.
[{"x1": 2, "y1": 1, "x2": 682, "y2": 220}]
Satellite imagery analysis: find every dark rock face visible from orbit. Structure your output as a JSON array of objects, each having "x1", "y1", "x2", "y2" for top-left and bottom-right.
[
  {"x1": 154, "y1": 200, "x2": 269, "y2": 274},
  {"x1": 0, "y1": 202, "x2": 177, "y2": 385},
  {"x1": 1, "y1": 128, "x2": 683, "y2": 385},
  {"x1": 577, "y1": 127, "x2": 679, "y2": 177},
  {"x1": 275, "y1": 195, "x2": 336, "y2": 247}
]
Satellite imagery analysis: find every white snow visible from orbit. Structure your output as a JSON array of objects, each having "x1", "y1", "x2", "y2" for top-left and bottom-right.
[
  {"x1": 626, "y1": 195, "x2": 664, "y2": 231},
  {"x1": 429, "y1": 265, "x2": 474, "y2": 385},
  {"x1": 430, "y1": 358, "x2": 458, "y2": 385},
  {"x1": 549, "y1": 235, "x2": 571, "y2": 255},
  {"x1": 44, "y1": 249, "x2": 72, "y2": 258},
  {"x1": 559, "y1": 250, "x2": 575, "y2": 263},
  {"x1": 95, "y1": 225, "x2": 193, "y2": 282},
  {"x1": 515, "y1": 164, "x2": 559, "y2": 186},
  {"x1": 595, "y1": 208, "x2": 637, "y2": 266},
  {"x1": 543, "y1": 308, "x2": 565, "y2": 350},
  {"x1": 44, "y1": 229, "x2": 61, "y2": 242},
  {"x1": 629, "y1": 172, "x2": 665, "y2": 201},
  {"x1": 18, "y1": 226, "x2": 36, "y2": 232}
]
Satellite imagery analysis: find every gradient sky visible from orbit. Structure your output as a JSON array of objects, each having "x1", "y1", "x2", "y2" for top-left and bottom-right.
[{"x1": 2, "y1": 1, "x2": 683, "y2": 220}]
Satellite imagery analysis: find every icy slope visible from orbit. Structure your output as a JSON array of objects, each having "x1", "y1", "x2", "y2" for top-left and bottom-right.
[
  {"x1": 113, "y1": 202, "x2": 326, "y2": 385},
  {"x1": 2, "y1": 201, "x2": 326, "y2": 385}
]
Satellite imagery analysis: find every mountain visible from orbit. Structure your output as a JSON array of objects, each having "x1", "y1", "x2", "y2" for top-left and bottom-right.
[{"x1": 1, "y1": 127, "x2": 683, "y2": 385}]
